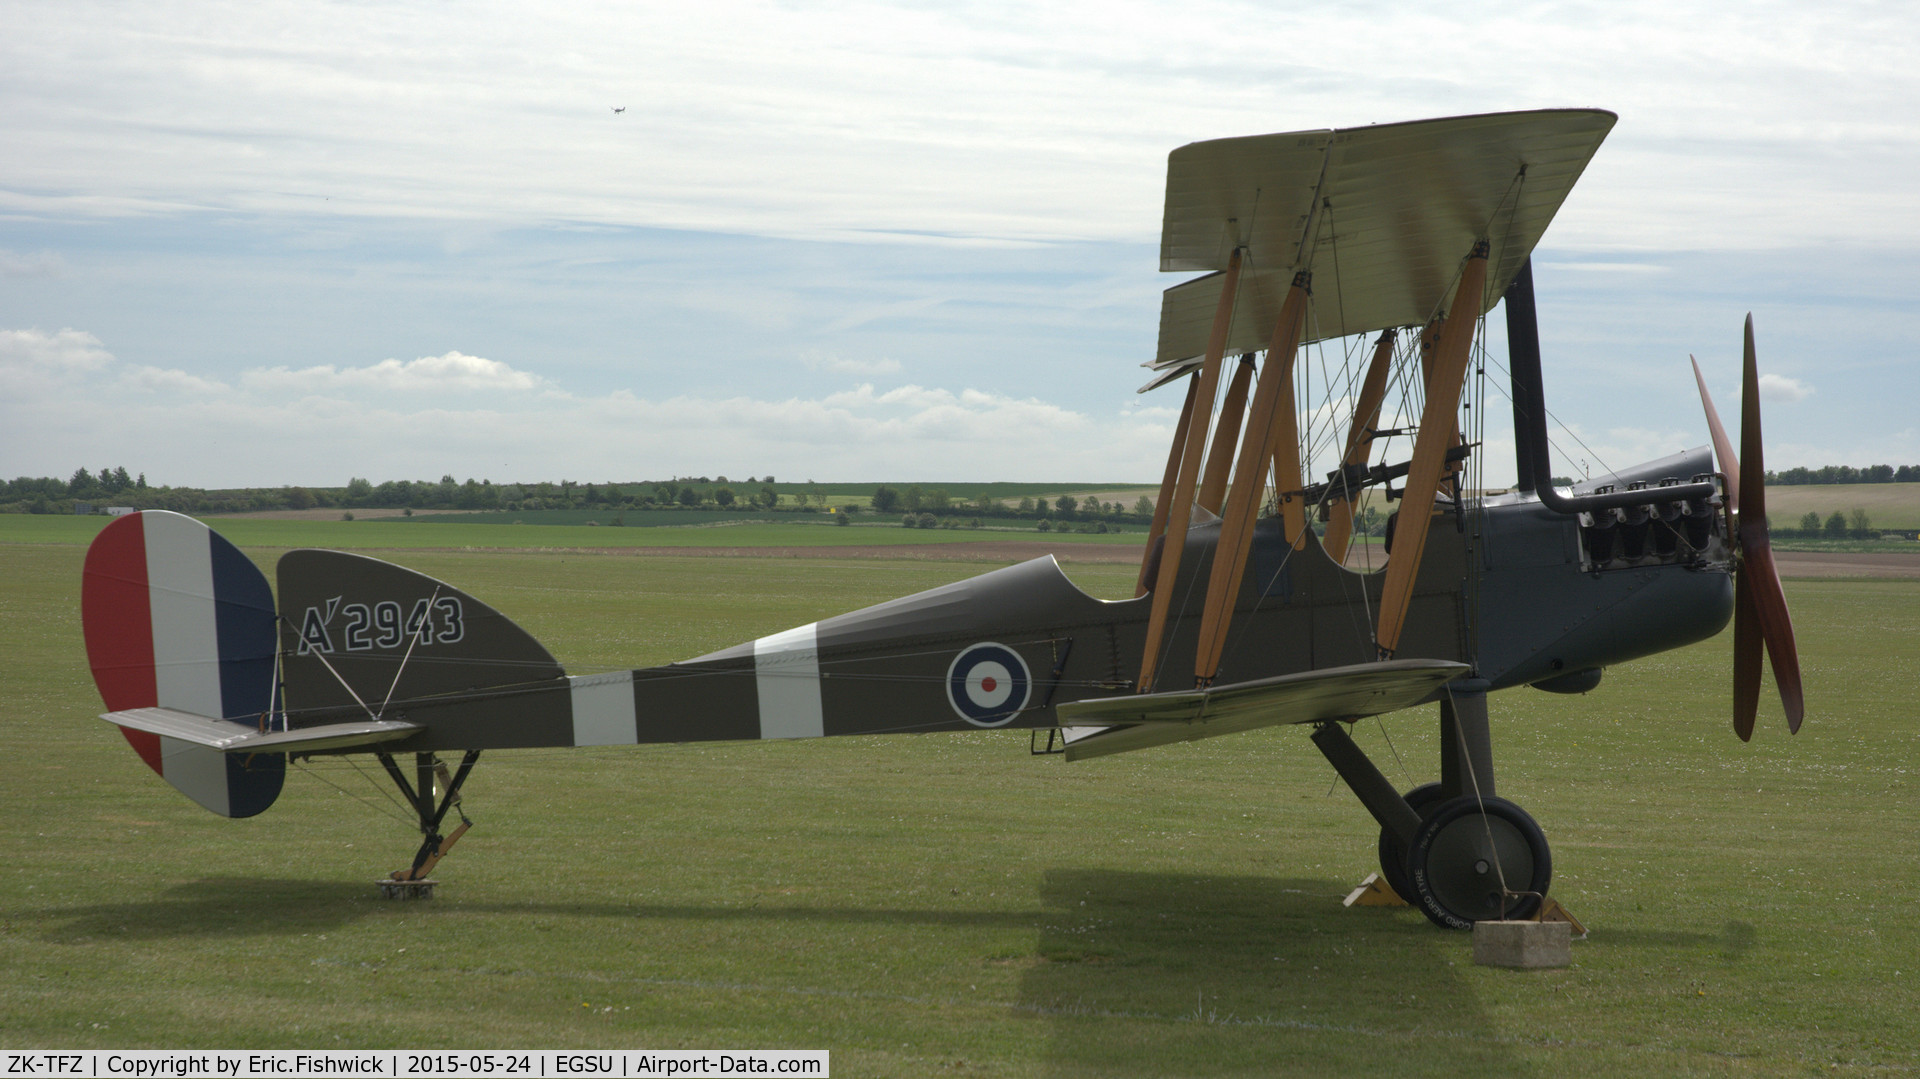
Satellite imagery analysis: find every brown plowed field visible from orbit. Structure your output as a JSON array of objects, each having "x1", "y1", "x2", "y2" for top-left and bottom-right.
[{"x1": 1772, "y1": 550, "x2": 1920, "y2": 578}]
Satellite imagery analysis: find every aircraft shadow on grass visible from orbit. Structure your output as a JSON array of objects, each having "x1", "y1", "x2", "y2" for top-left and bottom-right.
[
  {"x1": 35, "y1": 878, "x2": 388, "y2": 942},
  {"x1": 1589, "y1": 921, "x2": 1758, "y2": 962},
  {"x1": 1021, "y1": 869, "x2": 1535, "y2": 1076}
]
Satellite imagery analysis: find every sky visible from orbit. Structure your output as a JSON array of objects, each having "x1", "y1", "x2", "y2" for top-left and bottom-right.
[{"x1": 3, "y1": 0, "x2": 1917, "y2": 489}]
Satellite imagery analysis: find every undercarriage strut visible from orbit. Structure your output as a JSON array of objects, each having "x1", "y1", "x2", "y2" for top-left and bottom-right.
[{"x1": 377, "y1": 749, "x2": 481, "y2": 881}]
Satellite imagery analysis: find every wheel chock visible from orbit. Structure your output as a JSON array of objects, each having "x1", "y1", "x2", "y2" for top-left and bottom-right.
[
  {"x1": 1533, "y1": 895, "x2": 1588, "y2": 939},
  {"x1": 1343, "y1": 872, "x2": 1408, "y2": 908}
]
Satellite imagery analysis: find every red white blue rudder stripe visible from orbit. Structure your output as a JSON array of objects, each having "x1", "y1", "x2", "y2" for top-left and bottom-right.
[{"x1": 81, "y1": 511, "x2": 284, "y2": 817}]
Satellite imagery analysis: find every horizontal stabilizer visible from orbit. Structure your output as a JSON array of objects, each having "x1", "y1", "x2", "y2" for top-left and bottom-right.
[
  {"x1": 102, "y1": 707, "x2": 421, "y2": 754},
  {"x1": 1057, "y1": 659, "x2": 1468, "y2": 760}
]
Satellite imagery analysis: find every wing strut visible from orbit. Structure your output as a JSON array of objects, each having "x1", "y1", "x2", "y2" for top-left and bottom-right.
[
  {"x1": 1137, "y1": 248, "x2": 1243, "y2": 691},
  {"x1": 1197, "y1": 354, "x2": 1257, "y2": 514},
  {"x1": 1193, "y1": 270, "x2": 1313, "y2": 686},
  {"x1": 1374, "y1": 240, "x2": 1488, "y2": 659},
  {"x1": 1136, "y1": 375, "x2": 1202, "y2": 597},
  {"x1": 1135, "y1": 375, "x2": 1201, "y2": 597},
  {"x1": 1322, "y1": 328, "x2": 1399, "y2": 562},
  {"x1": 1267, "y1": 291, "x2": 1312, "y2": 549}
]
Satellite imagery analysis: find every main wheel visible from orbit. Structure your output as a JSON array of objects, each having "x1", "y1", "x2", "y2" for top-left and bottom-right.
[
  {"x1": 1376, "y1": 782, "x2": 1447, "y2": 903},
  {"x1": 1406, "y1": 795, "x2": 1552, "y2": 930}
]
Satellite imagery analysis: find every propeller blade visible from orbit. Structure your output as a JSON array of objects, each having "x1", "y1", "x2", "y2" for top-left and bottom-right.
[
  {"x1": 1734, "y1": 315, "x2": 1807, "y2": 734},
  {"x1": 1739, "y1": 317, "x2": 1766, "y2": 530},
  {"x1": 1696, "y1": 319, "x2": 1808, "y2": 737},
  {"x1": 1741, "y1": 541, "x2": 1806, "y2": 733},
  {"x1": 1690, "y1": 355, "x2": 1739, "y2": 513},
  {"x1": 1732, "y1": 570, "x2": 1761, "y2": 741}
]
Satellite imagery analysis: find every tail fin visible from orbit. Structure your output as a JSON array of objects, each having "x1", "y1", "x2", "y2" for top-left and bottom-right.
[
  {"x1": 81, "y1": 511, "x2": 285, "y2": 817},
  {"x1": 275, "y1": 549, "x2": 572, "y2": 750}
]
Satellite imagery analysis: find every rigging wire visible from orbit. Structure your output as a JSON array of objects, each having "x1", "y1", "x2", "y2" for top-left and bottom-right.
[{"x1": 294, "y1": 755, "x2": 415, "y2": 827}]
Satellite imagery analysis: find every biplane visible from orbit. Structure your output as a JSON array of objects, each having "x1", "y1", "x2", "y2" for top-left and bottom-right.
[{"x1": 80, "y1": 108, "x2": 1805, "y2": 930}]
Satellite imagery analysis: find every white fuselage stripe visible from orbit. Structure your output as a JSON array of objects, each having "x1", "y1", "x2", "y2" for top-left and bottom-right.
[
  {"x1": 569, "y1": 671, "x2": 638, "y2": 745},
  {"x1": 753, "y1": 623, "x2": 823, "y2": 739}
]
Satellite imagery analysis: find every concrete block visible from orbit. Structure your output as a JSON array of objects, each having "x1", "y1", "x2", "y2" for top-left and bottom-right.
[
  {"x1": 376, "y1": 878, "x2": 437, "y2": 900},
  {"x1": 1471, "y1": 919, "x2": 1571, "y2": 968}
]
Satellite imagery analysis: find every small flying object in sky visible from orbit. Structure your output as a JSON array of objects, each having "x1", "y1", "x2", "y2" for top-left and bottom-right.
[{"x1": 610, "y1": 106, "x2": 625, "y2": 114}]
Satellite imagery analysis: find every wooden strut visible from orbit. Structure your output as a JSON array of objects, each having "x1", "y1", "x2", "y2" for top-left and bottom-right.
[
  {"x1": 1197, "y1": 355, "x2": 1257, "y2": 514},
  {"x1": 1193, "y1": 272, "x2": 1313, "y2": 686},
  {"x1": 1267, "y1": 345, "x2": 1309, "y2": 550},
  {"x1": 1136, "y1": 376, "x2": 1202, "y2": 598},
  {"x1": 1322, "y1": 328, "x2": 1399, "y2": 562},
  {"x1": 1417, "y1": 316, "x2": 1467, "y2": 484},
  {"x1": 1136, "y1": 248, "x2": 1242, "y2": 692},
  {"x1": 1373, "y1": 241, "x2": 1489, "y2": 660}
]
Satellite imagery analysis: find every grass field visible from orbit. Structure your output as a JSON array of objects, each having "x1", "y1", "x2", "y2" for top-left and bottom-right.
[
  {"x1": 0, "y1": 516, "x2": 1149, "y2": 553},
  {"x1": 1763, "y1": 483, "x2": 1920, "y2": 530},
  {"x1": 2, "y1": 523, "x2": 1916, "y2": 1074}
]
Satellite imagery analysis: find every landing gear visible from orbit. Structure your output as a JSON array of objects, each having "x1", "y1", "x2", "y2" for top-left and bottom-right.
[
  {"x1": 376, "y1": 749, "x2": 480, "y2": 885},
  {"x1": 1405, "y1": 795, "x2": 1551, "y2": 929},
  {"x1": 1314, "y1": 680, "x2": 1557, "y2": 930},
  {"x1": 1376, "y1": 782, "x2": 1446, "y2": 903}
]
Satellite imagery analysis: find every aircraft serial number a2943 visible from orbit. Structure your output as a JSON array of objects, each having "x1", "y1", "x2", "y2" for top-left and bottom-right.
[{"x1": 82, "y1": 108, "x2": 1804, "y2": 931}]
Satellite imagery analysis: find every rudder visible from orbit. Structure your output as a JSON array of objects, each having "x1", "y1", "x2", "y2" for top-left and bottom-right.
[{"x1": 81, "y1": 511, "x2": 285, "y2": 817}]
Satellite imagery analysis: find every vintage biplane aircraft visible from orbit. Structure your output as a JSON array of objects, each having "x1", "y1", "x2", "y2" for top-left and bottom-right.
[{"x1": 80, "y1": 108, "x2": 1805, "y2": 930}]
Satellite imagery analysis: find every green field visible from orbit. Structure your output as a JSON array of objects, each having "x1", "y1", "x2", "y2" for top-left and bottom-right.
[
  {"x1": 1764, "y1": 482, "x2": 1920, "y2": 530},
  {"x1": 0, "y1": 515, "x2": 1148, "y2": 553},
  {"x1": 2, "y1": 523, "x2": 1915, "y2": 1074}
]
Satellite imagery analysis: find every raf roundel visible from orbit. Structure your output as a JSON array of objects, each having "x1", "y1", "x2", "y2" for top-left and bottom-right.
[{"x1": 946, "y1": 642, "x2": 1032, "y2": 728}]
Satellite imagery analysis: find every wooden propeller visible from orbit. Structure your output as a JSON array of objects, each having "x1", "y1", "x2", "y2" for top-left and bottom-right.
[{"x1": 1688, "y1": 315, "x2": 1805, "y2": 740}]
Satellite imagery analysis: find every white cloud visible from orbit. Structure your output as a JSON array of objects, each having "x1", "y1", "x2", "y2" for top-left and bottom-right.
[
  {"x1": 0, "y1": 248, "x2": 64, "y2": 277},
  {"x1": 119, "y1": 365, "x2": 230, "y2": 396},
  {"x1": 7, "y1": 2, "x2": 1917, "y2": 250},
  {"x1": 1533, "y1": 261, "x2": 1671, "y2": 275},
  {"x1": 1, "y1": 5, "x2": 1910, "y2": 487},
  {"x1": 801, "y1": 351, "x2": 902, "y2": 376},
  {"x1": 0, "y1": 328, "x2": 114, "y2": 392},
  {"x1": 0, "y1": 329, "x2": 1167, "y2": 484},
  {"x1": 239, "y1": 351, "x2": 546, "y2": 395},
  {"x1": 1758, "y1": 373, "x2": 1813, "y2": 403}
]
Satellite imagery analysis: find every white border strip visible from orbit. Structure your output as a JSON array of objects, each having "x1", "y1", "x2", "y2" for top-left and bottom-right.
[
  {"x1": 569, "y1": 671, "x2": 638, "y2": 745},
  {"x1": 753, "y1": 623, "x2": 823, "y2": 739}
]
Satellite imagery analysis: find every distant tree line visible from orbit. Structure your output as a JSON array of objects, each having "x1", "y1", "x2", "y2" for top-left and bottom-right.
[
  {"x1": 872, "y1": 484, "x2": 1156, "y2": 531},
  {"x1": 1773, "y1": 509, "x2": 1886, "y2": 540},
  {"x1": 0, "y1": 468, "x2": 834, "y2": 516},
  {"x1": 1766, "y1": 464, "x2": 1920, "y2": 485}
]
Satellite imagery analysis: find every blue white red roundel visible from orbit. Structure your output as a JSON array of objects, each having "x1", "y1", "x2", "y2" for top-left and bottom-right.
[{"x1": 946, "y1": 642, "x2": 1031, "y2": 727}]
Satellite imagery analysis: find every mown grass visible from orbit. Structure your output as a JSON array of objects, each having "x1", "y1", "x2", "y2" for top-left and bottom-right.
[
  {"x1": 2, "y1": 527, "x2": 1915, "y2": 1074},
  {"x1": 0, "y1": 516, "x2": 1147, "y2": 553}
]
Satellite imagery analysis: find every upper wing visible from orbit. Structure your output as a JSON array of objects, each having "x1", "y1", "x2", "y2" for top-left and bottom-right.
[{"x1": 1150, "y1": 108, "x2": 1615, "y2": 375}]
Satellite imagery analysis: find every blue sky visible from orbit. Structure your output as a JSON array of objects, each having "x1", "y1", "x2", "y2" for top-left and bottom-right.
[{"x1": 3, "y1": 0, "x2": 1916, "y2": 488}]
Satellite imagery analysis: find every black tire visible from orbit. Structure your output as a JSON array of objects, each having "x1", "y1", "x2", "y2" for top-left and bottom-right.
[
  {"x1": 1376, "y1": 782, "x2": 1448, "y2": 904},
  {"x1": 1406, "y1": 795, "x2": 1552, "y2": 930}
]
